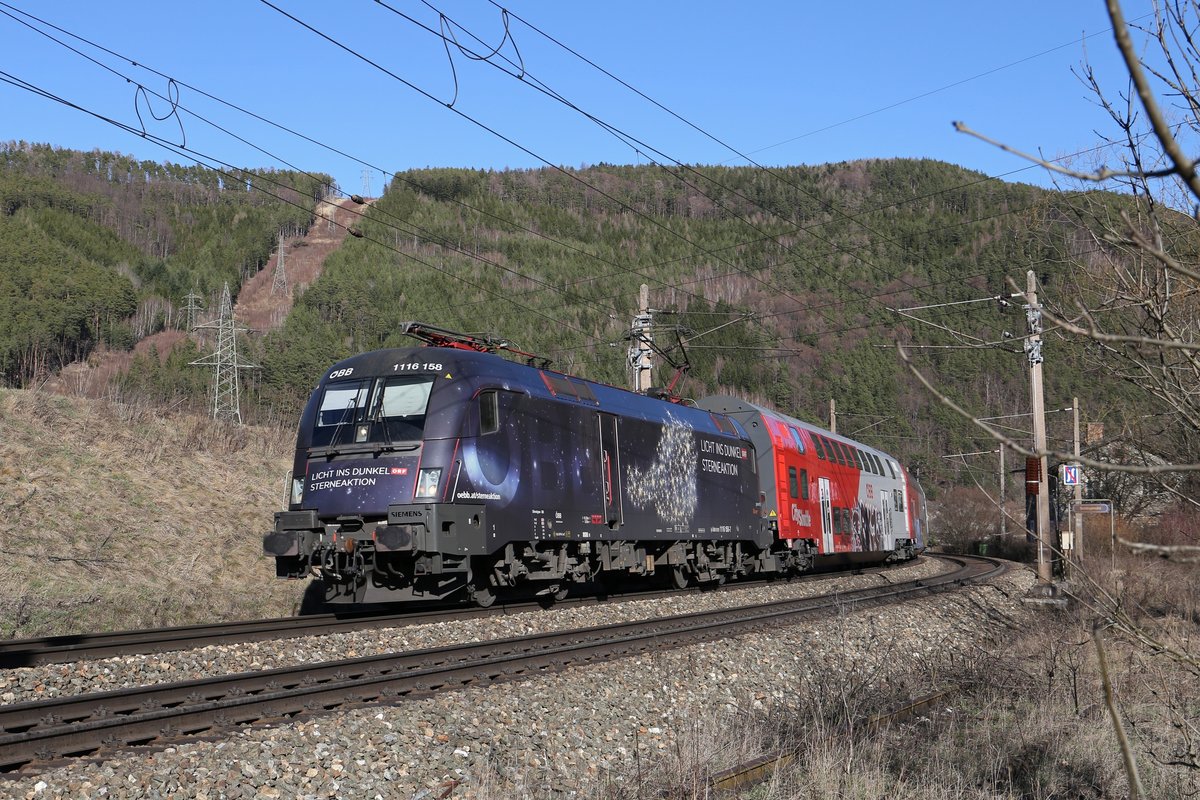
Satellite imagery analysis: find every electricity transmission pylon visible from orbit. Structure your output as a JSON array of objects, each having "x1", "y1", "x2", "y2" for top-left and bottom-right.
[
  {"x1": 182, "y1": 290, "x2": 204, "y2": 331},
  {"x1": 272, "y1": 237, "x2": 289, "y2": 296},
  {"x1": 190, "y1": 282, "x2": 257, "y2": 424}
]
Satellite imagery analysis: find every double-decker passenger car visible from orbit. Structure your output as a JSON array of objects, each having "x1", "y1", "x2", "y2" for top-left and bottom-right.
[{"x1": 694, "y1": 397, "x2": 926, "y2": 568}]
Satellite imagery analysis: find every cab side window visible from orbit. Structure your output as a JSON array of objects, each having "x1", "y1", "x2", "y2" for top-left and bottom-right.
[{"x1": 479, "y1": 390, "x2": 499, "y2": 435}]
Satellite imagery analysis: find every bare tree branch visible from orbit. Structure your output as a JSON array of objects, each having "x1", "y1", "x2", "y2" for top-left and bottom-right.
[
  {"x1": 896, "y1": 342, "x2": 1200, "y2": 473},
  {"x1": 1095, "y1": 622, "x2": 1147, "y2": 800},
  {"x1": 952, "y1": 120, "x2": 1173, "y2": 182},
  {"x1": 1117, "y1": 536, "x2": 1200, "y2": 562},
  {"x1": 1107, "y1": 0, "x2": 1200, "y2": 204},
  {"x1": 1041, "y1": 304, "x2": 1200, "y2": 350}
]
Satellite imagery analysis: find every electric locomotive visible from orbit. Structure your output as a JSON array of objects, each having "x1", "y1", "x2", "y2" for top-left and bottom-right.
[{"x1": 264, "y1": 323, "x2": 926, "y2": 606}]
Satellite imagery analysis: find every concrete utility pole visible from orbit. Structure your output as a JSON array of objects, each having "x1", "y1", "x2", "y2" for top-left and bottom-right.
[
  {"x1": 1025, "y1": 270, "x2": 1053, "y2": 584},
  {"x1": 1073, "y1": 396, "x2": 1083, "y2": 560},
  {"x1": 629, "y1": 284, "x2": 654, "y2": 392},
  {"x1": 829, "y1": 398, "x2": 837, "y2": 434},
  {"x1": 998, "y1": 446, "x2": 1006, "y2": 540}
]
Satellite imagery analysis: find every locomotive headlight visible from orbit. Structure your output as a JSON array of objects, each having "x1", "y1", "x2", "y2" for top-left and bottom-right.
[
  {"x1": 415, "y1": 468, "x2": 442, "y2": 499},
  {"x1": 291, "y1": 477, "x2": 304, "y2": 506}
]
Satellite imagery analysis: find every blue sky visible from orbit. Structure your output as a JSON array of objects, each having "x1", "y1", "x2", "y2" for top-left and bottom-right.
[{"x1": 0, "y1": 1, "x2": 1152, "y2": 196}]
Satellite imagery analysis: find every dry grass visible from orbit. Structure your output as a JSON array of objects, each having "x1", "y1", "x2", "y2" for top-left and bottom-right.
[
  {"x1": 576, "y1": 553, "x2": 1200, "y2": 800},
  {"x1": 0, "y1": 388, "x2": 308, "y2": 637},
  {"x1": 1, "y1": 385, "x2": 1195, "y2": 796}
]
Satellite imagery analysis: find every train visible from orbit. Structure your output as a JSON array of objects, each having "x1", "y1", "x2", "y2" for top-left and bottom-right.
[{"x1": 263, "y1": 323, "x2": 927, "y2": 607}]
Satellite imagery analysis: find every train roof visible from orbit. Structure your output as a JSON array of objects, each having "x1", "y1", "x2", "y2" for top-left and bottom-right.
[{"x1": 317, "y1": 347, "x2": 753, "y2": 440}]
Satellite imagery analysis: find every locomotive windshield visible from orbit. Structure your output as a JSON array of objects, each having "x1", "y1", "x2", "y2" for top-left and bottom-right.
[{"x1": 311, "y1": 376, "x2": 435, "y2": 448}]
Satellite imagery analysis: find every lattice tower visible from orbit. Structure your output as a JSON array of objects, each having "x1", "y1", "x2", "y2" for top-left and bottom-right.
[
  {"x1": 190, "y1": 282, "x2": 257, "y2": 424},
  {"x1": 272, "y1": 237, "x2": 289, "y2": 296},
  {"x1": 182, "y1": 290, "x2": 205, "y2": 331}
]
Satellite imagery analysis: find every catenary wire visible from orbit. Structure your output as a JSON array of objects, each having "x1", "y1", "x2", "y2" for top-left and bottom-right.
[
  {"x1": 0, "y1": 69, "x2": 605, "y2": 346},
  {"x1": 2, "y1": 3, "x2": 1124, "y2": 378},
  {"x1": 4, "y1": 0, "x2": 1119, "y2": 341},
  {"x1": 373, "y1": 0, "x2": 1143, "y2": 362}
]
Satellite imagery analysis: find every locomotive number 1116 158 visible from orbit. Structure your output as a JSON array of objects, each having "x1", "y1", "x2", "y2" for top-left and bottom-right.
[{"x1": 392, "y1": 362, "x2": 443, "y2": 372}]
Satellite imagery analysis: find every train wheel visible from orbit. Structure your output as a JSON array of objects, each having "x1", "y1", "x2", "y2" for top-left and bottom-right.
[{"x1": 671, "y1": 566, "x2": 690, "y2": 589}]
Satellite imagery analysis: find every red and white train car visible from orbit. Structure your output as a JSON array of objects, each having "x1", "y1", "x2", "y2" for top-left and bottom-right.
[{"x1": 696, "y1": 396, "x2": 927, "y2": 567}]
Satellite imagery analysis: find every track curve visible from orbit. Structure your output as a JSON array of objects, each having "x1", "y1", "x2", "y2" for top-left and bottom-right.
[
  {"x1": 0, "y1": 554, "x2": 1003, "y2": 773},
  {"x1": 0, "y1": 560, "x2": 922, "y2": 668}
]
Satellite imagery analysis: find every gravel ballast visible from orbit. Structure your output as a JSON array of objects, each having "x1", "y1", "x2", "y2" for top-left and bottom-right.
[
  {"x1": 0, "y1": 558, "x2": 1039, "y2": 799},
  {"x1": 0, "y1": 558, "x2": 950, "y2": 706}
]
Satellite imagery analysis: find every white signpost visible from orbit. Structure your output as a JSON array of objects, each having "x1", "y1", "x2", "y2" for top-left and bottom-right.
[
  {"x1": 1060, "y1": 465, "x2": 1082, "y2": 555},
  {"x1": 1072, "y1": 497, "x2": 1116, "y2": 567}
]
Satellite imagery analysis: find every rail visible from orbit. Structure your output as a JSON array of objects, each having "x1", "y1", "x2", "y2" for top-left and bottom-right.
[
  {"x1": 0, "y1": 562, "x2": 916, "y2": 667},
  {"x1": 0, "y1": 554, "x2": 1002, "y2": 773}
]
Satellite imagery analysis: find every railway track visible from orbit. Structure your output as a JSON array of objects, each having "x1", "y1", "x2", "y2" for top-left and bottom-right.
[
  {"x1": 0, "y1": 554, "x2": 1002, "y2": 773},
  {"x1": 0, "y1": 561, "x2": 912, "y2": 668}
]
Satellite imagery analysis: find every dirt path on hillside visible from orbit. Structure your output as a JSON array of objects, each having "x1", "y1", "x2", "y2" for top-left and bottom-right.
[{"x1": 234, "y1": 195, "x2": 365, "y2": 333}]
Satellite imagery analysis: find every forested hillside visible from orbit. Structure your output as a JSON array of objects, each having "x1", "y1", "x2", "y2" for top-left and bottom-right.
[
  {"x1": 0, "y1": 144, "x2": 1156, "y2": 492},
  {"x1": 0, "y1": 141, "x2": 327, "y2": 386},
  {"x1": 256, "y1": 159, "x2": 1134, "y2": 491}
]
